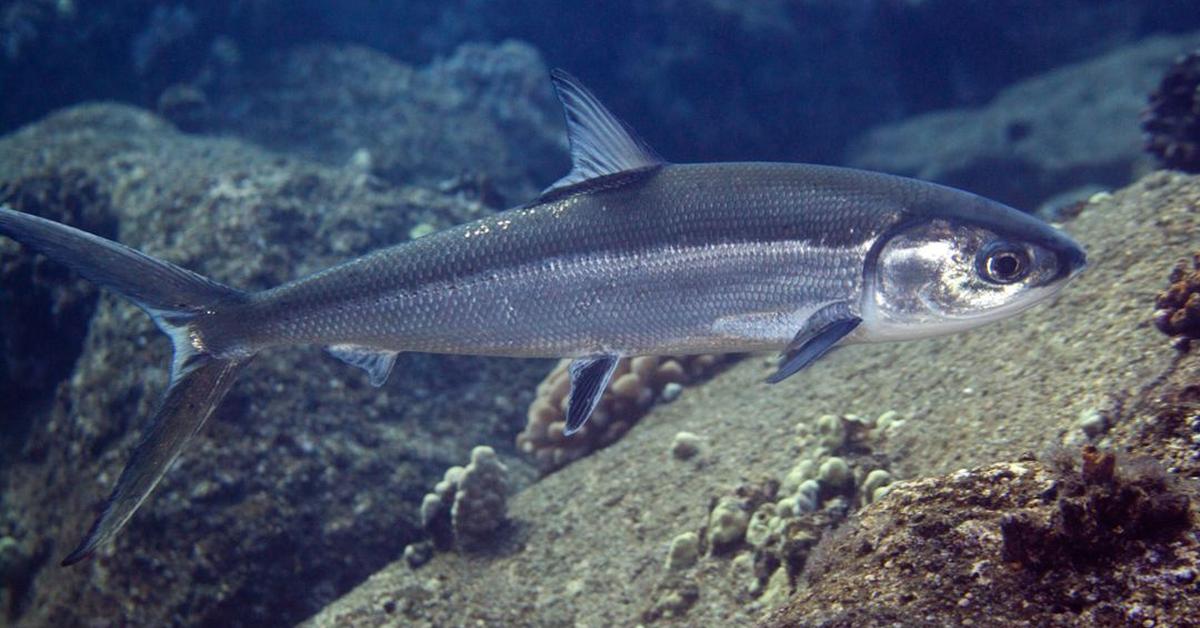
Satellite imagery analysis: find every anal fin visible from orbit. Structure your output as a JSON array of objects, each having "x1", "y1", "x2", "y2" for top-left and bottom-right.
[
  {"x1": 327, "y1": 345, "x2": 399, "y2": 387},
  {"x1": 565, "y1": 354, "x2": 620, "y2": 435}
]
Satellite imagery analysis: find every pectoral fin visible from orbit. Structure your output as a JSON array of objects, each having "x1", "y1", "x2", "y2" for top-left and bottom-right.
[
  {"x1": 768, "y1": 305, "x2": 861, "y2": 384},
  {"x1": 565, "y1": 354, "x2": 620, "y2": 435}
]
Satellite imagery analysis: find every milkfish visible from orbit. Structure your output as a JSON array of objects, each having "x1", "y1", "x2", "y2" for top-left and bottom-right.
[{"x1": 0, "y1": 70, "x2": 1086, "y2": 565}]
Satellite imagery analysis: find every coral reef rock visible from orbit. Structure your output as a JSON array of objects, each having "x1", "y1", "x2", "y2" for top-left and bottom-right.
[
  {"x1": 764, "y1": 454, "x2": 1196, "y2": 627},
  {"x1": 849, "y1": 31, "x2": 1200, "y2": 212},
  {"x1": 0, "y1": 103, "x2": 547, "y2": 627},
  {"x1": 1143, "y1": 48, "x2": 1200, "y2": 173},
  {"x1": 516, "y1": 354, "x2": 730, "y2": 473}
]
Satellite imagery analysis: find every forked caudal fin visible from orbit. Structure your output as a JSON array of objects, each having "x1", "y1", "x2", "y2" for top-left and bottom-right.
[{"x1": 0, "y1": 206, "x2": 252, "y2": 565}]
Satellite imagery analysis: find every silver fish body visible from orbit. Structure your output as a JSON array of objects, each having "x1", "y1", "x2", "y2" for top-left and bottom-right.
[
  {"x1": 0, "y1": 70, "x2": 1085, "y2": 564},
  {"x1": 219, "y1": 163, "x2": 910, "y2": 358},
  {"x1": 215, "y1": 161, "x2": 1081, "y2": 359}
]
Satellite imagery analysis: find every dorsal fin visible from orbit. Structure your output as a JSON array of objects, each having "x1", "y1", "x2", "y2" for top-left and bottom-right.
[{"x1": 541, "y1": 69, "x2": 666, "y2": 199}]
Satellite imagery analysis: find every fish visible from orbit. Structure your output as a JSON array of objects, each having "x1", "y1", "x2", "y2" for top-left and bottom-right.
[{"x1": 0, "y1": 69, "x2": 1086, "y2": 566}]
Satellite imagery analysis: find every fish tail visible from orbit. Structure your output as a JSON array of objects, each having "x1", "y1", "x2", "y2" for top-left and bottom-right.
[{"x1": 0, "y1": 206, "x2": 254, "y2": 565}]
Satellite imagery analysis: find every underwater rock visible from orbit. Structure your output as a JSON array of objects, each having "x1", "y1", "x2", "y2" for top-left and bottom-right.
[
  {"x1": 155, "y1": 83, "x2": 209, "y2": 133},
  {"x1": 0, "y1": 102, "x2": 548, "y2": 627},
  {"x1": 849, "y1": 31, "x2": 1200, "y2": 211},
  {"x1": 764, "y1": 454, "x2": 1197, "y2": 627},
  {"x1": 205, "y1": 40, "x2": 567, "y2": 205},
  {"x1": 1142, "y1": 48, "x2": 1200, "y2": 173},
  {"x1": 999, "y1": 447, "x2": 1190, "y2": 570},
  {"x1": 1154, "y1": 252, "x2": 1200, "y2": 351},
  {"x1": 516, "y1": 354, "x2": 730, "y2": 474}
]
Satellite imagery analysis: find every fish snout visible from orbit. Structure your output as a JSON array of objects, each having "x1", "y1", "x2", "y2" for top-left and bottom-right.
[{"x1": 1059, "y1": 238, "x2": 1087, "y2": 279}]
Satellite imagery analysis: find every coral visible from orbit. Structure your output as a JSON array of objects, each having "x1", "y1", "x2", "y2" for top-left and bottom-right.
[
  {"x1": 0, "y1": 535, "x2": 28, "y2": 581},
  {"x1": 664, "y1": 532, "x2": 699, "y2": 571},
  {"x1": 1000, "y1": 446, "x2": 1191, "y2": 571},
  {"x1": 860, "y1": 469, "x2": 894, "y2": 506},
  {"x1": 1076, "y1": 407, "x2": 1111, "y2": 439},
  {"x1": 451, "y1": 447, "x2": 510, "y2": 546},
  {"x1": 516, "y1": 354, "x2": 731, "y2": 473},
  {"x1": 706, "y1": 497, "x2": 750, "y2": 550},
  {"x1": 651, "y1": 409, "x2": 902, "y2": 613},
  {"x1": 734, "y1": 411, "x2": 902, "y2": 602},
  {"x1": 1154, "y1": 252, "x2": 1200, "y2": 350},
  {"x1": 669, "y1": 431, "x2": 703, "y2": 460},
  {"x1": 1143, "y1": 49, "x2": 1200, "y2": 173},
  {"x1": 402, "y1": 540, "x2": 433, "y2": 569},
  {"x1": 413, "y1": 446, "x2": 510, "y2": 554},
  {"x1": 816, "y1": 457, "x2": 853, "y2": 492},
  {"x1": 813, "y1": 414, "x2": 846, "y2": 450},
  {"x1": 642, "y1": 580, "x2": 699, "y2": 622}
]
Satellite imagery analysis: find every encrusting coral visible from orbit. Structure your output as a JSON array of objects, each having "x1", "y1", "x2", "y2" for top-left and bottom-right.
[
  {"x1": 1143, "y1": 48, "x2": 1200, "y2": 173},
  {"x1": 407, "y1": 445, "x2": 510, "y2": 565},
  {"x1": 516, "y1": 355, "x2": 731, "y2": 473},
  {"x1": 1155, "y1": 252, "x2": 1200, "y2": 351}
]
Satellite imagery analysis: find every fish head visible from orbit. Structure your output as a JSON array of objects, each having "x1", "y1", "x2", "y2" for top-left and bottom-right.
[{"x1": 861, "y1": 188, "x2": 1086, "y2": 341}]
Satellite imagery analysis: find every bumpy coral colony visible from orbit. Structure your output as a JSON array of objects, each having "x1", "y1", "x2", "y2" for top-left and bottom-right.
[
  {"x1": 407, "y1": 445, "x2": 510, "y2": 567},
  {"x1": 1154, "y1": 252, "x2": 1200, "y2": 350},
  {"x1": 516, "y1": 355, "x2": 730, "y2": 473}
]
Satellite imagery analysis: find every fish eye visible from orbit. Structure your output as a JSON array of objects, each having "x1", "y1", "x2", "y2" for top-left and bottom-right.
[{"x1": 976, "y1": 242, "x2": 1031, "y2": 284}]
